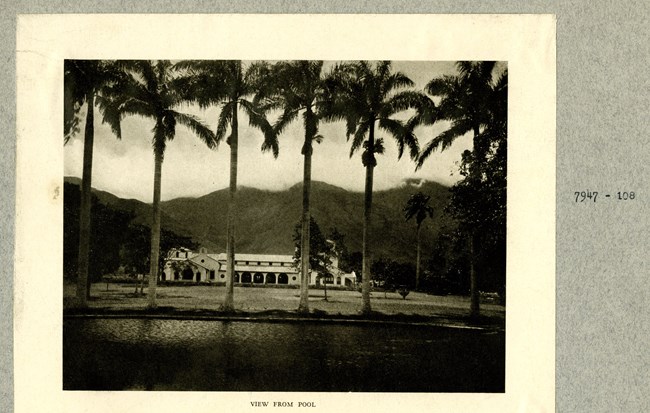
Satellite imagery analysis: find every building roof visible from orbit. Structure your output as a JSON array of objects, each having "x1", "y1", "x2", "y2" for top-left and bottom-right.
[
  {"x1": 188, "y1": 253, "x2": 221, "y2": 270},
  {"x1": 234, "y1": 265, "x2": 298, "y2": 273},
  {"x1": 207, "y1": 253, "x2": 294, "y2": 263}
]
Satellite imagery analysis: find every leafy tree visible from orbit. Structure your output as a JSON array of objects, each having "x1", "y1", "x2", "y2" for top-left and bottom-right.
[
  {"x1": 292, "y1": 217, "x2": 332, "y2": 277},
  {"x1": 342, "y1": 251, "x2": 363, "y2": 281},
  {"x1": 63, "y1": 182, "x2": 131, "y2": 283},
  {"x1": 403, "y1": 192, "x2": 434, "y2": 290},
  {"x1": 119, "y1": 224, "x2": 150, "y2": 276},
  {"x1": 326, "y1": 227, "x2": 349, "y2": 268},
  {"x1": 176, "y1": 60, "x2": 277, "y2": 312},
  {"x1": 109, "y1": 60, "x2": 217, "y2": 308},
  {"x1": 422, "y1": 227, "x2": 469, "y2": 295},
  {"x1": 326, "y1": 61, "x2": 427, "y2": 314},
  {"x1": 414, "y1": 61, "x2": 507, "y2": 317},
  {"x1": 370, "y1": 256, "x2": 391, "y2": 297},
  {"x1": 120, "y1": 224, "x2": 197, "y2": 279},
  {"x1": 64, "y1": 60, "x2": 124, "y2": 306},
  {"x1": 261, "y1": 60, "x2": 333, "y2": 313},
  {"x1": 371, "y1": 257, "x2": 416, "y2": 297}
]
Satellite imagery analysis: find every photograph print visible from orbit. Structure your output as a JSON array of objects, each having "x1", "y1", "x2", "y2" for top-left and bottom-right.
[{"x1": 62, "y1": 59, "x2": 507, "y2": 392}]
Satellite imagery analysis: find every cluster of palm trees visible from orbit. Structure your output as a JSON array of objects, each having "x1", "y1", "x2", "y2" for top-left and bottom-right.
[{"x1": 64, "y1": 59, "x2": 506, "y2": 316}]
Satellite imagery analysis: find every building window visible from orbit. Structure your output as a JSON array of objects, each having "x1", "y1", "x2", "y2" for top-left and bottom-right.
[
  {"x1": 292, "y1": 276, "x2": 297, "y2": 281},
  {"x1": 220, "y1": 274, "x2": 225, "y2": 279}
]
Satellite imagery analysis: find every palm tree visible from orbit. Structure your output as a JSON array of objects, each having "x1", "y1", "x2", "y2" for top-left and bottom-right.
[
  {"x1": 64, "y1": 60, "x2": 124, "y2": 307},
  {"x1": 415, "y1": 61, "x2": 504, "y2": 318},
  {"x1": 259, "y1": 60, "x2": 331, "y2": 313},
  {"x1": 403, "y1": 192, "x2": 434, "y2": 291},
  {"x1": 176, "y1": 60, "x2": 277, "y2": 312},
  {"x1": 416, "y1": 61, "x2": 498, "y2": 171},
  {"x1": 111, "y1": 60, "x2": 217, "y2": 308},
  {"x1": 327, "y1": 61, "x2": 427, "y2": 314}
]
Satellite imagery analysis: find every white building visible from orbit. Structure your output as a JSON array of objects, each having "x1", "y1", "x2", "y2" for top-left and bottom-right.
[{"x1": 162, "y1": 247, "x2": 357, "y2": 288}]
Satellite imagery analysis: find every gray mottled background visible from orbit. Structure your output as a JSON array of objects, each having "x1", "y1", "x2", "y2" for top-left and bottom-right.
[{"x1": 2, "y1": 1, "x2": 649, "y2": 412}]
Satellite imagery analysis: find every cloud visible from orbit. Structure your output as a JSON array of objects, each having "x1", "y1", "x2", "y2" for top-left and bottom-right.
[{"x1": 64, "y1": 61, "x2": 477, "y2": 202}]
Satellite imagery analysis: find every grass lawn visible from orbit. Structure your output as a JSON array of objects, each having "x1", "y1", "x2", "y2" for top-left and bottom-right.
[{"x1": 64, "y1": 282, "x2": 505, "y2": 326}]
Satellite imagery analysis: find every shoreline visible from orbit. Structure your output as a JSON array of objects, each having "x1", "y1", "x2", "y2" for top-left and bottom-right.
[{"x1": 64, "y1": 307, "x2": 504, "y2": 331}]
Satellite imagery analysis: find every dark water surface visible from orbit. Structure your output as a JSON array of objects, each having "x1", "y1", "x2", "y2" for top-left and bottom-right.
[{"x1": 63, "y1": 318, "x2": 504, "y2": 392}]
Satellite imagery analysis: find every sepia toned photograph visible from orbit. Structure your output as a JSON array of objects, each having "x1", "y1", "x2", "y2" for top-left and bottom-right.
[
  {"x1": 15, "y1": 13, "x2": 555, "y2": 413},
  {"x1": 62, "y1": 59, "x2": 507, "y2": 392}
]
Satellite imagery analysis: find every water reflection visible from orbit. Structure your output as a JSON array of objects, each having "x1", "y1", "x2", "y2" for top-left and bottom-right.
[{"x1": 63, "y1": 319, "x2": 504, "y2": 392}]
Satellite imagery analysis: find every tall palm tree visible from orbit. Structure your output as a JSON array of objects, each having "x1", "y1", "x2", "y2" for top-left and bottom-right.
[
  {"x1": 327, "y1": 61, "x2": 426, "y2": 314},
  {"x1": 176, "y1": 60, "x2": 277, "y2": 312},
  {"x1": 415, "y1": 61, "x2": 504, "y2": 318},
  {"x1": 111, "y1": 60, "x2": 217, "y2": 308},
  {"x1": 258, "y1": 60, "x2": 331, "y2": 313},
  {"x1": 403, "y1": 192, "x2": 434, "y2": 291},
  {"x1": 64, "y1": 59, "x2": 124, "y2": 307}
]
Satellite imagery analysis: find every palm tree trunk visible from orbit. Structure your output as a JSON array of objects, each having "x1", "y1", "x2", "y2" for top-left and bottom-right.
[
  {"x1": 360, "y1": 124, "x2": 375, "y2": 315},
  {"x1": 298, "y1": 128, "x2": 313, "y2": 313},
  {"x1": 416, "y1": 225, "x2": 421, "y2": 291},
  {"x1": 469, "y1": 232, "x2": 479, "y2": 318},
  {"x1": 76, "y1": 92, "x2": 94, "y2": 306},
  {"x1": 361, "y1": 164, "x2": 374, "y2": 314},
  {"x1": 222, "y1": 103, "x2": 238, "y2": 312},
  {"x1": 148, "y1": 148, "x2": 163, "y2": 308},
  {"x1": 469, "y1": 125, "x2": 481, "y2": 318}
]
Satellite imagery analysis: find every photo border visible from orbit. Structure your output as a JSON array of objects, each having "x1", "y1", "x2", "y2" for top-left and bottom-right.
[{"x1": 15, "y1": 14, "x2": 555, "y2": 413}]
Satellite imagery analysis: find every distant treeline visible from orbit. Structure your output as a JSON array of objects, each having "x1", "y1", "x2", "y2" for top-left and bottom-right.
[{"x1": 63, "y1": 182, "x2": 197, "y2": 282}]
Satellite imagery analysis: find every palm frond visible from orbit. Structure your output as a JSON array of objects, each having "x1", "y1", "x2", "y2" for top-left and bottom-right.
[
  {"x1": 349, "y1": 120, "x2": 369, "y2": 157},
  {"x1": 425, "y1": 75, "x2": 458, "y2": 97},
  {"x1": 215, "y1": 101, "x2": 234, "y2": 144},
  {"x1": 406, "y1": 95, "x2": 437, "y2": 130},
  {"x1": 273, "y1": 108, "x2": 299, "y2": 137},
  {"x1": 383, "y1": 90, "x2": 429, "y2": 117},
  {"x1": 403, "y1": 192, "x2": 433, "y2": 227},
  {"x1": 95, "y1": 94, "x2": 123, "y2": 140},
  {"x1": 172, "y1": 111, "x2": 217, "y2": 149},
  {"x1": 378, "y1": 117, "x2": 418, "y2": 160},
  {"x1": 416, "y1": 121, "x2": 472, "y2": 169},
  {"x1": 240, "y1": 99, "x2": 279, "y2": 158},
  {"x1": 382, "y1": 71, "x2": 414, "y2": 97}
]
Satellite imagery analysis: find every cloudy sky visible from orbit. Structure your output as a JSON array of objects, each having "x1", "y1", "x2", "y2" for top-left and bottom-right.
[{"x1": 64, "y1": 61, "x2": 484, "y2": 202}]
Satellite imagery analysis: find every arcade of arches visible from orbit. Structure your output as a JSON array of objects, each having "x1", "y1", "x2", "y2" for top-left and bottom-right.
[{"x1": 232, "y1": 272, "x2": 291, "y2": 285}]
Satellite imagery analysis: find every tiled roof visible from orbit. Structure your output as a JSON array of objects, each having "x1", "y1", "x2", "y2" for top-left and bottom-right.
[
  {"x1": 234, "y1": 265, "x2": 298, "y2": 273},
  {"x1": 207, "y1": 253, "x2": 294, "y2": 263}
]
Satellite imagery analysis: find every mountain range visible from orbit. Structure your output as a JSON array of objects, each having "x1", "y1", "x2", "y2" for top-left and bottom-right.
[{"x1": 64, "y1": 177, "x2": 453, "y2": 263}]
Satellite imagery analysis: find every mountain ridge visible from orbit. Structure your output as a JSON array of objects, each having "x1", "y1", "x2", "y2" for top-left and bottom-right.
[{"x1": 64, "y1": 176, "x2": 453, "y2": 262}]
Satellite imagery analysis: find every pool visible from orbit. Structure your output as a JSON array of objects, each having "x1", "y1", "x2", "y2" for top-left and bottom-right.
[{"x1": 63, "y1": 318, "x2": 504, "y2": 392}]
